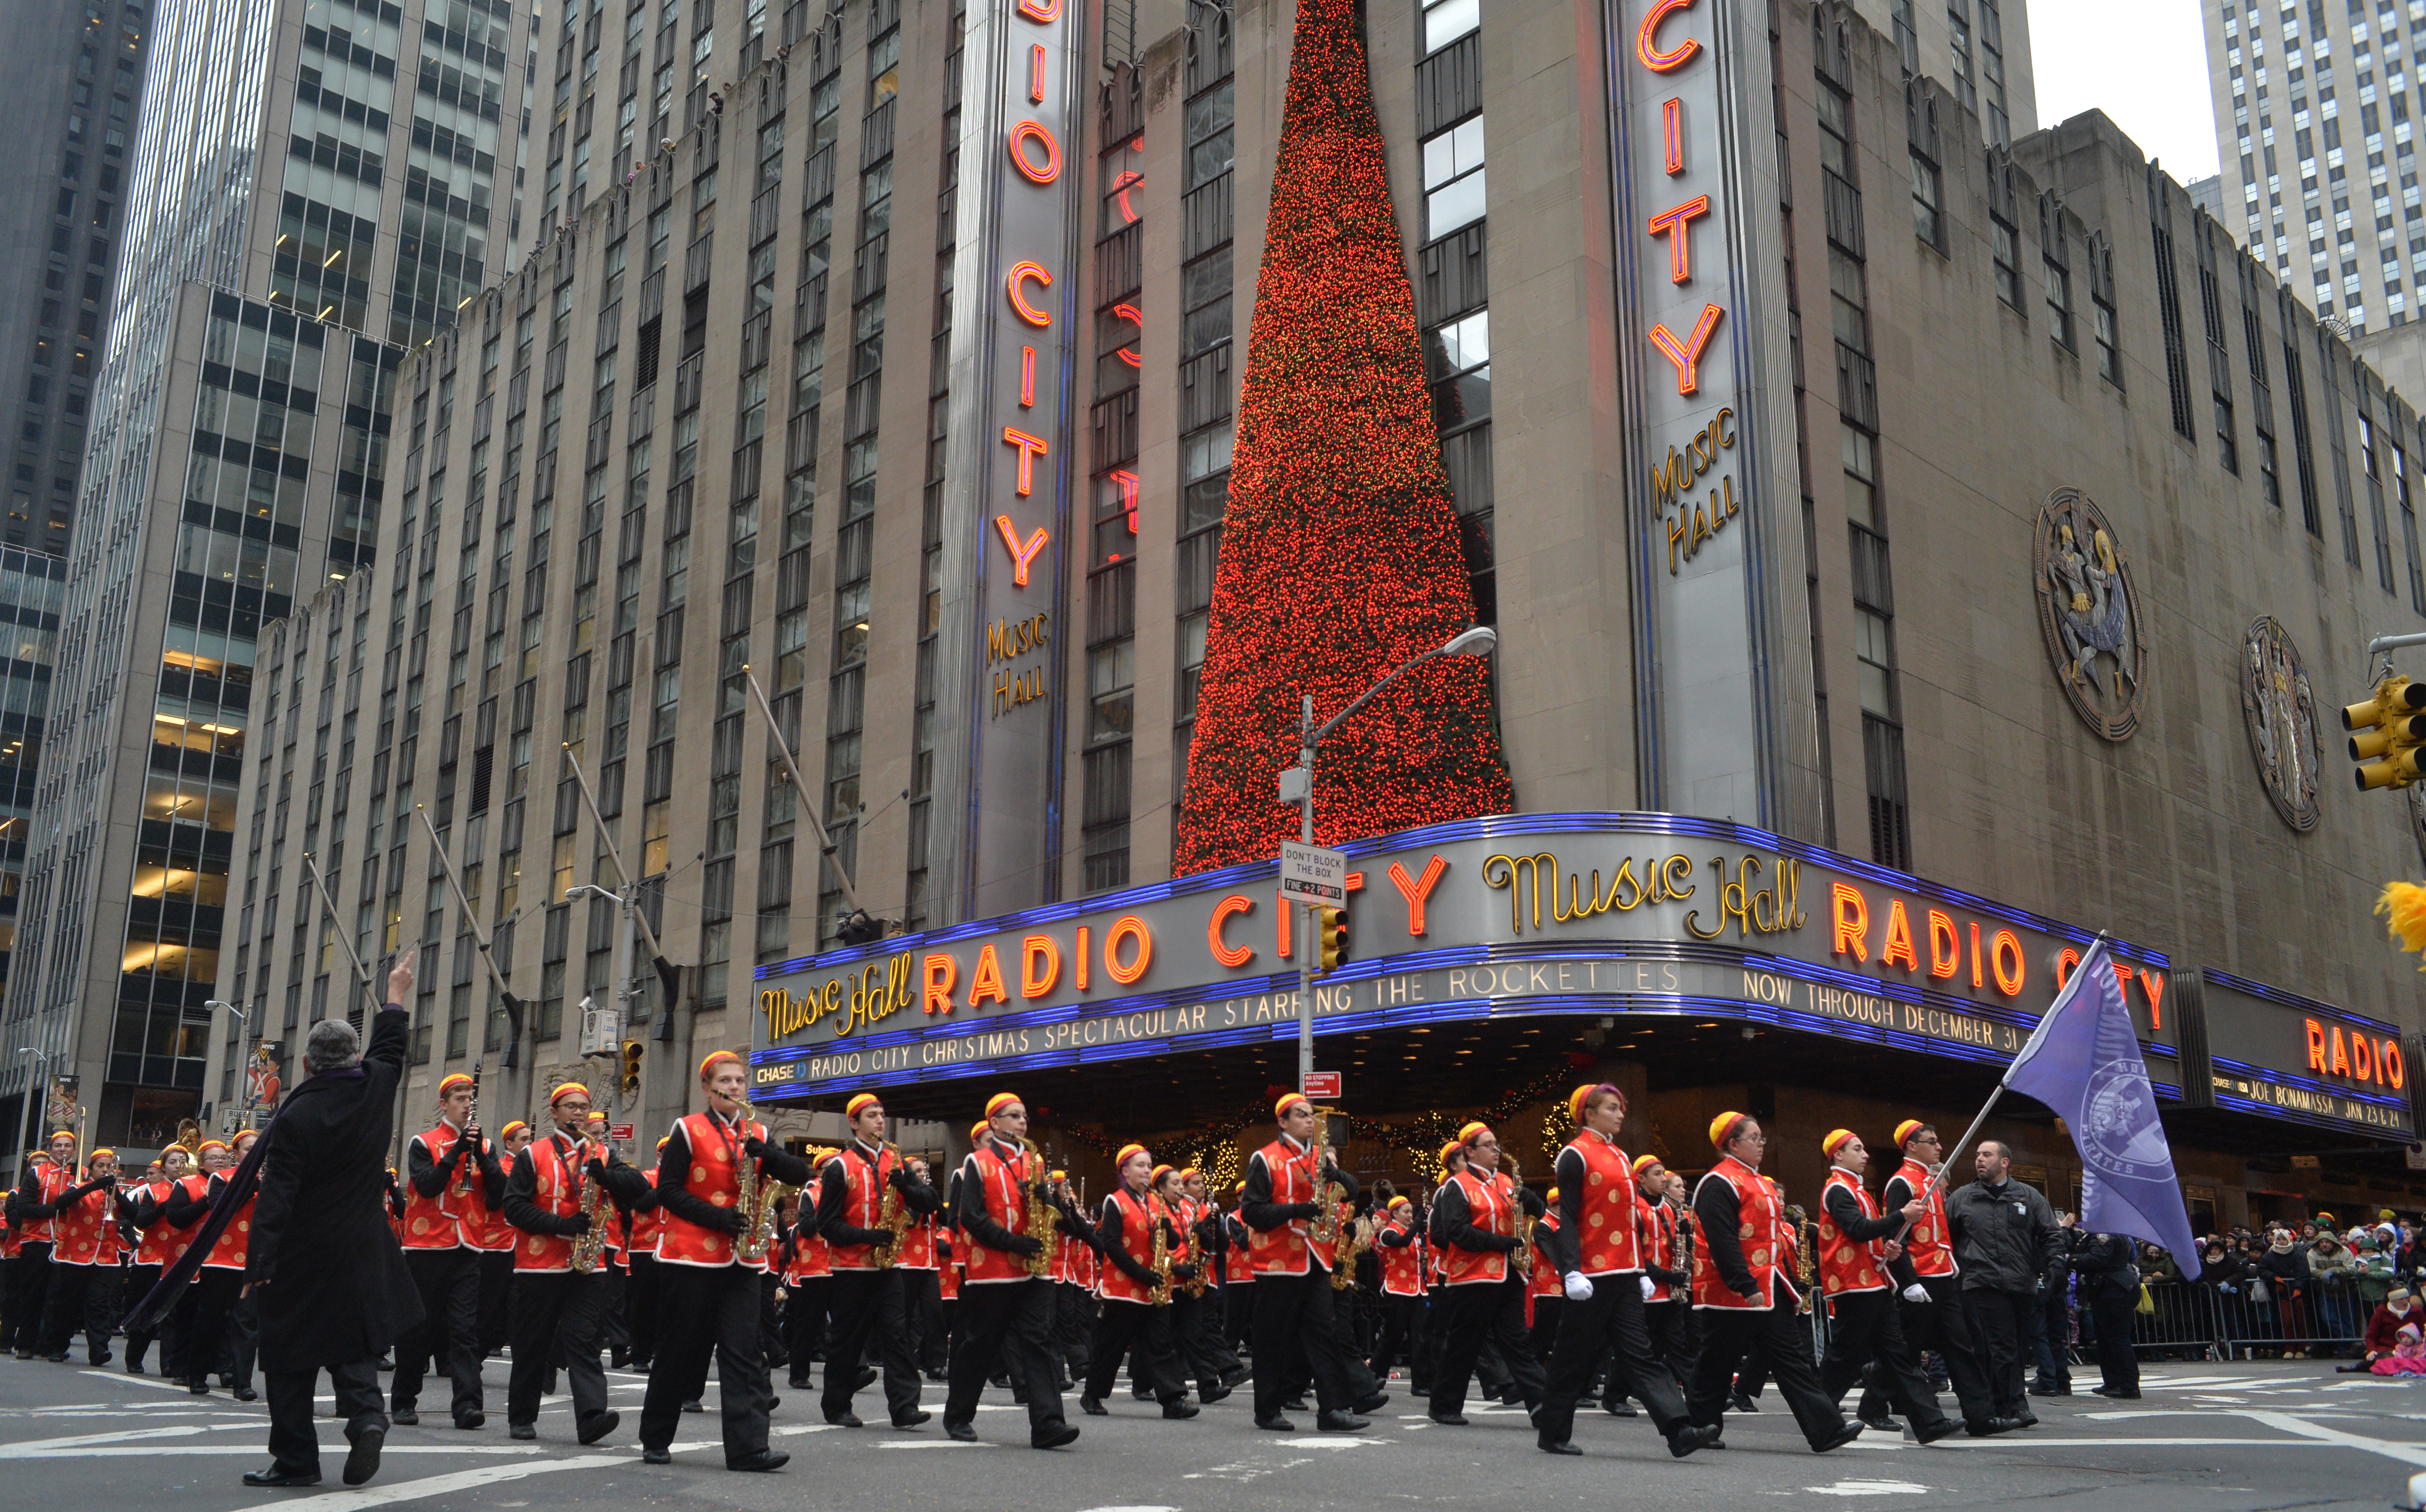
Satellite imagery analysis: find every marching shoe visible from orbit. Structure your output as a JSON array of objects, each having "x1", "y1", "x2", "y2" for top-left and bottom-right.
[
  {"x1": 508, "y1": 1423, "x2": 537, "y2": 1440},
  {"x1": 1858, "y1": 1412, "x2": 1904, "y2": 1434},
  {"x1": 1198, "y1": 1384, "x2": 1232, "y2": 1405},
  {"x1": 826, "y1": 1411, "x2": 864, "y2": 1428},
  {"x1": 390, "y1": 1408, "x2": 419, "y2": 1426},
  {"x1": 241, "y1": 1466, "x2": 321, "y2": 1487},
  {"x1": 1604, "y1": 1399, "x2": 1638, "y2": 1418},
  {"x1": 1538, "y1": 1440, "x2": 1583, "y2": 1456},
  {"x1": 1353, "y1": 1391, "x2": 1389, "y2": 1414},
  {"x1": 233, "y1": 1385, "x2": 260, "y2": 1403},
  {"x1": 728, "y1": 1450, "x2": 789, "y2": 1472},
  {"x1": 1162, "y1": 1401, "x2": 1200, "y2": 1420},
  {"x1": 681, "y1": 1398, "x2": 704, "y2": 1413},
  {"x1": 2017, "y1": 1412, "x2": 2041, "y2": 1428},
  {"x1": 1915, "y1": 1418, "x2": 1963, "y2": 1445},
  {"x1": 1315, "y1": 1411, "x2": 1369, "y2": 1433},
  {"x1": 945, "y1": 1422, "x2": 978, "y2": 1442},
  {"x1": 1814, "y1": 1422, "x2": 1865, "y2": 1453},
  {"x1": 641, "y1": 1448, "x2": 672, "y2": 1465},
  {"x1": 1730, "y1": 1390, "x2": 1760, "y2": 1414},
  {"x1": 892, "y1": 1410, "x2": 932, "y2": 1428},
  {"x1": 1428, "y1": 1412, "x2": 1469, "y2": 1427},
  {"x1": 577, "y1": 1410, "x2": 620, "y2": 1446},
  {"x1": 1253, "y1": 1414, "x2": 1296, "y2": 1431},
  {"x1": 455, "y1": 1411, "x2": 484, "y2": 1430},
  {"x1": 1965, "y1": 1416, "x2": 2021, "y2": 1437},
  {"x1": 1032, "y1": 1424, "x2": 1080, "y2": 1450},
  {"x1": 343, "y1": 1425, "x2": 386, "y2": 1487},
  {"x1": 1668, "y1": 1423, "x2": 1722, "y2": 1457},
  {"x1": 1078, "y1": 1397, "x2": 1107, "y2": 1416}
]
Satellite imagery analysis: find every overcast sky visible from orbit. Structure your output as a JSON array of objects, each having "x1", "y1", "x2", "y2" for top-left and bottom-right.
[{"x1": 2029, "y1": 0, "x2": 2222, "y2": 181}]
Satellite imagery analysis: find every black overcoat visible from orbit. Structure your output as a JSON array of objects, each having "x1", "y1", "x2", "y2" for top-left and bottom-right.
[{"x1": 244, "y1": 1005, "x2": 424, "y2": 1373}]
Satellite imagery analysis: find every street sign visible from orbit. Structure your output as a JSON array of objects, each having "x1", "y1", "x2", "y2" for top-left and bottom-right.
[
  {"x1": 608, "y1": 1122, "x2": 635, "y2": 1142},
  {"x1": 1279, "y1": 841, "x2": 1350, "y2": 907},
  {"x1": 1303, "y1": 1071, "x2": 1341, "y2": 1100}
]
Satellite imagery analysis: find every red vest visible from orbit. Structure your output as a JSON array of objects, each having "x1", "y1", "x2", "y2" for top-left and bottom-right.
[
  {"x1": 1441, "y1": 1168, "x2": 1516, "y2": 1286},
  {"x1": 1096, "y1": 1187, "x2": 1164, "y2": 1305},
  {"x1": 401, "y1": 1126, "x2": 476, "y2": 1249},
  {"x1": 51, "y1": 1176, "x2": 116, "y2": 1265},
  {"x1": 133, "y1": 1179, "x2": 181, "y2": 1266},
  {"x1": 1562, "y1": 1132, "x2": 1647, "y2": 1274},
  {"x1": 1245, "y1": 1138, "x2": 1338, "y2": 1276},
  {"x1": 1890, "y1": 1159, "x2": 1956, "y2": 1277},
  {"x1": 514, "y1": 1133, "x2": 587, "y2": 1273},
  {"x1": 1379, "y1": 1219, "x2": 1423, "y2": 1295},
  {"x1": 464, "y1": 1156, "x2": 516, "y2": 1253},
  {"x1": 1527, "y1": 1212, "x2": 1563, "y2": 1298},
  {"x1": 959, "y1": 1138, "x2": 1045, "y2": 1285},
  {"x1": 822, "y1": 1142, "x2": 902, "y2": 1271},
  {"x1": 1690, "y1": 1156, "x2": 1782, "y2": 1310},
  {"x1": 656, "y1": 1111, "x2": 766, "y2": 1269},
  {"x1": 938, "y1": 1235, "x2": 961, "y2": 1299},
  {"x1": 1641, "y1": 1197, "x2": 1683, "y2": 1301},
  {"x1": 19, "y1": 1161, "x2": 68, "y2": 1244},
  {"x1": 203, "y1": 1173, "x2": 253, "y2": 1270},
  {"x1": 896, "y1": 1210, "x2": 937, "y2": 1270},
  {"x1": 167, "y1": 1172, "x2": 211, "y2": 1266},
  {"x1": 1818, "y1": 1167, "x2": 1889, "y2": 1297}
]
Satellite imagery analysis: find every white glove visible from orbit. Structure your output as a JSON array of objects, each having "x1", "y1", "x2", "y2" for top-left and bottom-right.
[
  {"x1": 1640, "y1": 1275, "x2": 1657, "y2": 1300},
  {"x1": 1562, "y1": 1271, "x2": 1595, "y2": 1302},
  {"x1": 1902, "y1": 1284, "x2": 1929, "y2": 1303}
]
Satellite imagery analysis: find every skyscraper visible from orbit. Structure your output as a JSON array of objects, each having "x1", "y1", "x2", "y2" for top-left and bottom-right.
[{"x1": 0, "y1": 0, "x2": 536, "y2": 1159}]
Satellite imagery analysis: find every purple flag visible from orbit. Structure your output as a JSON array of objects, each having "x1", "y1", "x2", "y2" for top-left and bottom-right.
[{"x1": 2003, "y1": 938, "x2": 2202, "y2": 1281}]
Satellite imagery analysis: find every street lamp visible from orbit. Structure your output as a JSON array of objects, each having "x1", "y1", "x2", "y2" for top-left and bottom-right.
[{"x1": 1279, "y1": 625, "x2": 1498, "y2": 1091}]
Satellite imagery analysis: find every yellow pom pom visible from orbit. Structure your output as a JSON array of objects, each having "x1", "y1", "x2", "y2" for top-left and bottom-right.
[{"x1": 2375, "y1": 881, "x2": 2426, "y2": 965}]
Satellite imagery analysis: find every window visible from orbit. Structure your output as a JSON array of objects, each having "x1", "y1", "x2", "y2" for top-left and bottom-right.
[
  {"x1": 1422, "y1": 116, "x2": 1486, "y2": 237},
  {"x1": 1854, "y1": 609, "x2": 1895, "y2": 717},
  {"x1": 1991, "y1": 213, "x2": 2021, "y2": 306},
  {"x1": 2091, "y1": 263, "x2": 2121, "y2": 383},
  {"x1": 1842, "y1": 423, "x2": 1878, "y2": 529},
  {"x1": 1182, "y1": 246, "x2": 1231, "y2": 357},
  {"x1": 1426, "y1": 310, "x2": 1490, "y2": 432},
  {"x1": 1088, "y1": 641, "x2": 1134, "y2": 744},
  {"x1": 1185, "y1": 81, "x2": 1233, "y2": 192},
  {"x1": 1910, "y1": 148, "x2": 1944, "y2": 247},
  {"x1": 1422, "y1": 0, "x2": 1478, "y2": 53},
  {"x1": 2044, "y1": 244, "x2": 2075, "y2": 348}
]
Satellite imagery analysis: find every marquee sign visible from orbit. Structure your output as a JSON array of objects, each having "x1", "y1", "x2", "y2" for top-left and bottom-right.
[
  {"x1": 749, "y1": 812, "x2": 2195, "y2": 1100},
  {"x1": 2183, "y1": 970, "x2": 2415, "y2": 1140},
  {"x1": 929, "y1": 0, "x2": 1086, "y2": 917}
]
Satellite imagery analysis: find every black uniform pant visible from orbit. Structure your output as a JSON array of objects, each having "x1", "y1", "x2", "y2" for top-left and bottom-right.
[
  {"x1": 1371, "y1": 1291, "x2": 1421, "y2": 1382},
  {"x1": 393, "y1": 1247, "x2": 484, "y2": 1418},
  {"x1": 944, "y1": 1278, "x2": 1068, "y2": 1443},
  {"x1": 1171, "y1": 1290, "x2": 1231, "y2": 1392},
  {"x1": 507, "y1": 1270, "x2": 611, "y2": 1431},
  {"x1": 1860, "y1": 1273, "x2": 1997, "y2": 1428},
  {"x1": 1224, "y1": 1278, "x2": 1254, "y2": 1350},
  {"x1": 1249, "y1": 1268, "x2": 1361, "y2": 1420},
  {"x1": 476, "y1": 1249, "x2": 513, "y2": 1355},
  {"x1": 1687, "y1": 1298, "x2": 1846, "y2": 1449},
  {"x1": 1528, "y1": 1294, "x2": 1562, "y2": 1369},
  {"x1": 39, "y1": 1261, "x2": 119, "y2": 1360},
  {"x1": 1539, "y1": 1275, "x2": 1690, "y2": 1446},
  {"x1": 1085, "y1": 1297, "x2": 1186, "y2": 1404},
  {"x1": 2087, "y1": 1286, "x2": 2140, "y2": 1393},
  {"x1": 1961, "y1": 1286, "x2": 2036, "y2": 1422},
  {"x1": 180, "y1": 1268, "x2": 246, "y2": 1387},
  {"x1": 5, "y1": 1242, "x2": 54, "y2": 1352},
  {"x1": 1054, "y1": 1281, "x2": 1092, "y2": 1377},
  {"x1": 124, "y1": 1261, "x2": 173, "y2": 1371},
  {"x1": 622, "y1": 1251, "x2": 660, "y2": 1365},
  {"x1": 757, "y1": 1268, "x2": 784, "y2": 1368},
  {"x1": 265, "y1": 1358, "x2": 384, "y2": 1478},
  {"x1": 903, "y1": 1267, "x2": 947, "y2": 1372},
  {"x1": 784, "y1": 1277, "x2": 828, "y2": 1384},
  {"x1": 1430, "y1": 1273, "x2": 1546, "y2": 1418},
  {"x1": 821, "y1": 1269, "x2": 923, "y2": 1423},
  {"x1": 640, "y1": 1261, "x2": 776, "y2": 1462},
  {"x1": 2035, "y1": 1277, "x2": 2073, "y2": 1386},
  {"x1": 1641, "y1": 1298, "x2": 1698, "y2": 1389},
  {"x1": 1820, "y1": 1289, "x2": 1949, "y2": 1429}
]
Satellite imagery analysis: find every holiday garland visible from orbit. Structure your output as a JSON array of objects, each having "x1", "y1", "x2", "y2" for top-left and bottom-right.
[{"x1": 1172, "y1": 0, "x2": 1512, "y2": 876}]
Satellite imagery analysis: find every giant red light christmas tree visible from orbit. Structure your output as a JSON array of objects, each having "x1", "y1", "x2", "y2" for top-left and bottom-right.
[{"x1": 1173, "y1": 0, "x2": 1512, "y2": 877}]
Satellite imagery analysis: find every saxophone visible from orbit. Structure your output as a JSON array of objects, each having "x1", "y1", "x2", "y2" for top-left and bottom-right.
[
  {"x1": 570, "y1": 1139, "x2": 613, "y2": 1273},
  {"x1": 873, "y1": 1140, "x2": 910, "y2": 1268},
  {"x1": 738, "y1": 1177, "x2": 794, "y2": 1265},
  {"x1": 1786, "y1": 1201, "x2": 1817, "y2": 1314},
  {"x1": 1148, "y1": 1195, "x2": 1174, "y2": 1306},
  {"x1": 1672, "y1": 1197, "x2": 1693, "y2": 1278},
  {"x1": 1331, "y1": 1209, "x2": 1373, "y2": 1292},
  {"x1": 1509, "y1": 1157, "x2": 1535, "y2": 1281},
  {"x1": 1018, "y1": 1136, "x2": 1059, "y2": 1278},
  {"x1": 1183, "y1": 1200, "x2": 1213, "y2": 1298},
  {"x1": 1309, "y1": 1108, "x2": 1347, "y2": 1247}
]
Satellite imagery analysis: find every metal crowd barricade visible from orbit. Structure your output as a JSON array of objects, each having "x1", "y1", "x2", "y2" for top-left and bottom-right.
[{"x1": 2110, "y1": 1274, "x2": 2373, "y2": 1361}]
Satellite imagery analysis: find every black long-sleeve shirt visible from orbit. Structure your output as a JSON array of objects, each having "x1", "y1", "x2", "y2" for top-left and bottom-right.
[
  {"x1": 1431, "y1": 1170, "x2": 1543, "y2": 1257},
  {"x1": 163, "y1": 1174, "x2": 215, "y2": 1229},
  {"x1": 812, "y1": 1140, "x2": 940, "y2": 1248},
  {"x1": 9, "y1": 1162, "x2": 61, "y2": 1222},
  {"x1": 1822, "y1": 1175, "x2": 1904, "y2": 1244},
  {"x1": 650, "y1": 1111, "x2": 814, "y2": 1236},
  {"x1": 950, "y1": 1140, "x2": 1084, "y2": 1254},
  {"x1": 406, "y1": 1120, "x2": 506, "y2": 1208},
  {"x1": 1094, "y1": 1191, "x2": 1164, "y2": 1287},
  {"x1": 503, "y1": 1131, "x2": 593, "y2": 1236}
]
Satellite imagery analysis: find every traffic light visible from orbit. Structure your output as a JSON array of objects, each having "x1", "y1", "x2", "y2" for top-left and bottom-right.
[
  {"x1": 1313, "y1": 906, "x2": 1349, "y2": 972},
  {"x1": 2344, "y1": 676, "x2": 2426, "y2": 789},
  {"x1": 619, "y1": 1037, "x2": 644, "y2": 1096}
]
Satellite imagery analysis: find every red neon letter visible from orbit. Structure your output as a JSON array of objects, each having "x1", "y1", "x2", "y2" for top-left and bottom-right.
[
  {"x1": 1926, "y1": 909, "x2": 1958, "y2": 979},
  {"x1": 1109, "y1": 467, "x2": 1140, "y2": 533},
  {"x1": 1991, "y1": 931, "x2": 2024, "y2": 996},
  {"x1": 1880, "y1": 899, "x2": 1918, "y2": 972},
  {"x1": 1113, "y1": 168, "x2": 1143, "y2": 224},
  {"x1": 1000, "y1": 427, "x2": 1049, "y2": 497},
  {"x1": 1831, "y1": 883, "x2": 1868, "y2": 963},
  {"x1": 2353, "y1": 1032, "x2": 2376, "y2": 1083},
  {"x1": 1207, "y1": 895, "x2": 1255, "y2": 967},
  {"x1": 1020, "y1": 935, "x2": 1061, "y2": 998},
  {"x1": 1020, "y1": 345, "x2": 1036, "y2": 407},
  {"x1": 1969, "y1": 920, "x2": 1983, "y2": 989},
  {"x1": 2139, "y1": 967, "x2": 2164, "y2": 1032},
  {"x1": 2306, "y1": 1017, "x2": 2327, "y2": 1072},
  {"x1": 2056, "y1": 947, "x2": 2080, "y2": 988},
  {"x1": 1113, "y1": 302, "x2": 1142, "y2": 367},
  {"x1": 1074, "y1": 926, "x2": 1090, "y2": 989},
  {"x1": 1276, "y1": 892, "x2": 1292, "y2": 958},
  {"x1": 993, "y1": 513, "x2": 1049, "y2": 586},
  {"x1": 1104, "y1": 915, "x2": 1152, "y2": 984},
  {"x1": 922, "y1": 953, "x2": 957, "y2": 1014},
  {"x1": 1008, "y1": 119, "x2": 1062, "y2": 183},
  {"x1": 1007, "y1": 262, "x2": 1053, "y2": 325},
  {"x1": 1637, "y1": 0, "x2": 1701, "y2": 70},
  {"x1": 2331, "y1": 1024, "x2": 2351, "y2": 1076},
  {"x1": 1647, "y1": 303, "x2": 1724, "y2": 394},
  {"x1": 1016, "y1": 0, "x2": 1059, "y2": 18},
  {"x1": 1647, "y1": 196, "x2": 1711, "y2": 283},
  {"x1": 968, "y1": 943, "x2": 1008, "y2": 1008},
  {"x1": 2388, "y1": 1038, "x2": 2408, "y2": 1091},
  {"x1": 1029, "y1": 43, "x2": 1047, "y2": 102},
  {"x1": 1388, "y1": 855, "x2": 1449, "y2": 937},
  {"x1": 1663, "y1": 96, "x2": 1685, "y2": 174}
]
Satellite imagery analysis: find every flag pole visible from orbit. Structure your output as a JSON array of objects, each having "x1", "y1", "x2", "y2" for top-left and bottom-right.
[{"x1": 1916, "y1": 932, "x2": 2111, "y2": 1210}]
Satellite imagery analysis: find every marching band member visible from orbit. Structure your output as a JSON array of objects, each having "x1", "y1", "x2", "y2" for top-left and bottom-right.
[
  {"x1": 634, "y1": 1050, "x2": 812, "y2": 1471},
  {"x1": 1426, "y1": 1121, "x2": 1543, "y2": 1428},
  {"x1": 1686, "y1": 1113, "x2": 1860, "y2": 1453},
  {"x1": 1856, "y1": 1119, "x2": 2011, "y2": 1435},
  {"x1": 1369, "y1": 1195, "x2": 1426, "y2": 1391},
  {"x1": 475, "y1": 1122, "x2": 532, "y2": 1359},
  {"x1": 124, "y1": 1145, "x2": 192, "y2": 1374},
  {"x1": 171, "y1": 1130, "x2": 260, "y2": 1399},
  {"x1": 35, "y1": 1144, "x2": 121, "y2": 1364},
  {"x1": 1527, "y1": 1187, "x2": 1565, "y2": 1367},
  {"x1": 1170, "y1": 1167, "x2": 1240, "y2": 1398},
  {"x1": 812, "y1": 1091, "x2": 939, "y2": 1428},
  {"x1": 897, "y1": 1156, "x2": 949, "y2": 1380},
  {"x1": 581, "y1": 1111, "x2": 639, "y2": 1371},
  {"x1": 941, "y1": 1093, "x2": 1082, "y2": 1449},
  {"x1": 1221, "y1": 1182, "x2": 1255, "y2": 1353},
  {"x1": 500, "y1": 1082, "x2": 622, "y2": 1447},
  {"x1": 5, "y1": 1135, "x2": 74, "y2": 1357},
  {"x1": 1813, "y1": 1129, "x2": 1959, "y2": 1442},
  {"x1": 1242, "y1": 1093, "x2": 1382, "y2": 1433},
  {"x1": 1622, "y1": 1157, "x2": 1695, "y2": 1403},
  {"x1": 389, "y1": 1072, "x2": 504, "y2": 1428},
  {"x1": 1051, "y1": 1170, "x2": 1095, "y2": 1391},
  {"x1": 782, "y1": 1178, "x2": 833, "y2": 1389},
  {"x1": 1536, "y1": 1085, "x2": 1716, "y2": 1457},
  {"x1": 1078, "y1": 1144, "x2": 1197, "y2": 1419}
]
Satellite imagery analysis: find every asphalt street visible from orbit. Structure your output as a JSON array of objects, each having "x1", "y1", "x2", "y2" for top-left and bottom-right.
[{"x1": 0, "y1": 1354, "x2": 2417, "y2": 1510}]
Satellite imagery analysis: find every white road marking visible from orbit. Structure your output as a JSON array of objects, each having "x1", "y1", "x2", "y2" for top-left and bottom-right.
[
  {"x1": 78, "y1": 1369, "x2": 199, "y2": 1393},
  {"x1": 877, "y1": 1440, "x2": 994, "y2": 1448},
  {"x1": 1804, "y1": 1482, "x2": 1929, "y2": 1497},
  {"x1": 229, "y1": 1453, "x2": 625, "y2": 1512},
  {"x1": 0, "y1": 1424, "x2": 215, "y2": 1455},
  {"x1": 8, "y1": 1445, "x2": 549, "y2": 1459},
  {"x1": 1073, "y1": 1505, "x2": 1182, "y2": 1511},
  {"x1": 1291, "y1": 1437, "x2": 1388, "y2": 1448}
]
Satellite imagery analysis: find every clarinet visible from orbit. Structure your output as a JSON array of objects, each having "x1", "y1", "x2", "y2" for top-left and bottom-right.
[{"x1": 456, "y1": 1059, "x2": 482, "y2": 1196}]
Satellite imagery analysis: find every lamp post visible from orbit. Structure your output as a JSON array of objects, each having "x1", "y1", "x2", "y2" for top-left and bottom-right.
[
  {"x1": 12, "y1": 1045, "x2": 51, "y2": 1172},
  {"x1": 1279, "y1": 625, "x2": 1498, "y2": 1092},
  {"x1": 206, "y1": 1001, "x2": 255, "y2": 1130},
  {"x1": 564, "y1": 882, "x2": 634, "y2": 1097}
]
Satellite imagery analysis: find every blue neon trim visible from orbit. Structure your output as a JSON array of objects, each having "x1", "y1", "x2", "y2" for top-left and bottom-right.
[
  {"x1": 2208, "y1": 1054, "x2": 2410, "y2": 1111},
  {"x1": 2202, "y1": 967, "x2": 2402, "y2": 1036}
]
